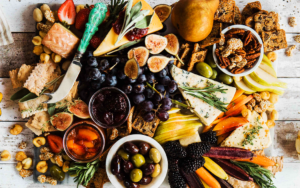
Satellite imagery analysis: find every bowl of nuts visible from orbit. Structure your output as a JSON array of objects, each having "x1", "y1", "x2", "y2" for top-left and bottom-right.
[
  {"x1": 213, "y1": 25, "x2": 264, "y2": 76},
  {"x1": 106, "y1": 134, "x2": 168, "y2": 188}
]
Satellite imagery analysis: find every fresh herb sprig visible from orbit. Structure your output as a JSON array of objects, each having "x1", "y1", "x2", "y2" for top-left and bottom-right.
[
  {"x1": 68, "y1": 159, "x2": 100, "y2": 188},
  {"x1": 115, "y1": 0, "x2": 154, "y2": 45},
  {"x1": 179, "y1": 85, "x2": 228, "y2": 112},
  {"x1": 231, "y1": 161, "x2": 276, "y2": 188}
]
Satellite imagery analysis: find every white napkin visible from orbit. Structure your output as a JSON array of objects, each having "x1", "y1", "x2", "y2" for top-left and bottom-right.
[{"x1": 0, "y1": 6, "x2": 14, "y2": 46}]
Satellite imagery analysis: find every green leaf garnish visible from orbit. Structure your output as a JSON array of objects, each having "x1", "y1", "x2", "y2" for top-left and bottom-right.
[
  {"x1": 135, "y1": 13, "x2": 154, "y2": 29},
  {"x1": 107, "y1": 38, "x2": 143, "y2": 55},
  {"x1": 10, "y1": 88, "x2": 30, "y2": 101}
]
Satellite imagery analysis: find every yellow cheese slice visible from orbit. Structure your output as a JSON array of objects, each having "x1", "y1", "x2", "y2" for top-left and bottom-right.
[{"x1": 93, "y1": 0, "x2": 163, "y2": 56}]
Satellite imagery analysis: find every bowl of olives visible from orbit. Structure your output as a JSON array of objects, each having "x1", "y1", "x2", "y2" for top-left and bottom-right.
[{"x1": 106, "y1": 135, "x2": 168, "y2": 188}]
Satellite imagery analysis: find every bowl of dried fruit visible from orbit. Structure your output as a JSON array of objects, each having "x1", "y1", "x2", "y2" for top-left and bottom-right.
[{"x1": 213, "y1": 25, "x2": 263, "y2": 76}]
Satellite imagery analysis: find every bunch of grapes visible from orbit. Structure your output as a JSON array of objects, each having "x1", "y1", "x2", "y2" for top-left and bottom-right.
[
  {"x1": 78, "y1": 50, "x2": 128, "y2": 104},
  {"x1": 120, "y1": 65, "x2": 178, "y2": 122}
]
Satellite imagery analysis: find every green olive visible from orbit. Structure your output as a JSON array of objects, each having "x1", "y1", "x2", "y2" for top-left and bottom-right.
[
  {"x1": 210, "y1": 69, "x2": 218, "y2": 80},
  {"x1": 151, "y1": 163, "x2": 161, "y2": 178},
  {"x1": 218, "y1": 73, "x2": 233, "y2": 85},
  {"x1": 50, "y1": 165, "x2": 65, "y2": 181},
  {"x1": 196, "y1": 62, "x2": 213, "y2": 78},
  {"x1": 62, "y1": 153, "x2": 71, "y2": 161},
  {"x1": 145, "y1": 157, "x2": 154, "y2": 164},
  {"x1": 206, "y1": 53, "x2": 217, "y2": 68},
  {"x1": 130, "y1": 169, "x2": 143, "y2": 182},
  {"x1": 117, "y1": 149, "x2": 130, "y2": 161},
  {"x1": 131, "y1": 154, "x2": 146, "y2": 168},
  {"x1": 149, "y1": 148, "x2": 161, "y2": 163}
]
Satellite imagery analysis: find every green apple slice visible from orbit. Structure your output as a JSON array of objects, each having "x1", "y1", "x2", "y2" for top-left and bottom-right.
[
  {"x1": 234, "y1": 79, "x2": 256, "y2": 94},
  {"x1": 243, "y1": 75, "x2": 284, "y2": 95},
  {"x1": 262, "y1": 54, "x2": 273, "y2": 67},
  {"x1": 259, "y1": 61, "x2": 277, "y2": 77},
  {"x1": 250, "y1": 68, "x2": 287, "y2": 88}
]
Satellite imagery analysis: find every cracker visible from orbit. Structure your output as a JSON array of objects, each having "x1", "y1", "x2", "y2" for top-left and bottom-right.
[
  {"x1": 175, "y1": 43, "x2": 191, "y2": 68},
  {"x1": 214, "y1": 0, "x2": 235, "y2": 23},
  {"x1": 242, "y1": 1, "x2": 262, "y2": 23},
  {"x1": 25, "y1": 117, "x2": 43, "y2": 136},
  {"x1": 87, "y1": 167, "x2": 109, "y2": 188},
  {"x1": 233, "y1": 6, "x2": 242, "y2": 24},
  {"x1": 245, "y1": 10, "x2": 268, "y2": 28},
  {"x1": 116, "y1": 106, "x2": 134, "y2": 138},
  {"x1": 23, "y1": 61, "x2": 57, "y2": 96},
  {"x1": 187, "y1": 44, "x2": 208, "y2": 72},
  {"x1": 55, "y1": 81, "x2": 79, "y2": 108},
  {"x1": 9, "y1": 68, "x2": 23, "y2": 88},
  {"x1": 265, "y1": 156, "x2": 284, "y2": 175},
  {"x1": 18, "y1": 64, "x2": 34, "y2": 85},
  {"x1": 262, "y1": 29, "x2": 287, "y2": 52},
  {"x1": 18, "y1": 94, "x2": 49, "y2": 118},
  {"x1": 227, "y1": 175, "x2": 259, "y2": 188},
  {"x1": 132, "y1": 111, "x2": 160, "y2": 137},
  {"x1": 200, "y1": 22, "x2": 222, "y2": 48},
  {"x1": 31, "y1": 111, "x2": 56, "y2": 132},
  {"x1": 47, "y1": 72, "x2": 61, "y2": 92},
  {"x1": 254, "y1": 11, "x2": 280, "y2": 35}
]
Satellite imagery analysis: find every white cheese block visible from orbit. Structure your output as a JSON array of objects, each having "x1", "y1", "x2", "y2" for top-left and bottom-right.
[
  {"x1": 221, "y1": 111, "x2": 271, "y2": 150},
  {"x1": 179, "y1": 132, "x2": 201, "y2": 147},
  {"x1": 170, "y1": 66, "x2": 236, "y2": 126}
]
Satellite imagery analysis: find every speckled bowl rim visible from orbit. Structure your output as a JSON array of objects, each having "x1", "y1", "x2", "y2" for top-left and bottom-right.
[{"x1": 212, "y1": 25, "x2": 264, "y2": 77}]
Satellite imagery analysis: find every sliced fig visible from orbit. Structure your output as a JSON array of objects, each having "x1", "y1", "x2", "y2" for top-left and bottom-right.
[
  {"x1": 147, "y1": 56, "x2": 170, "y2": 73},
  {"x1": 127, "y1": 47, "x2": 149, "y2": 67},
  {"x1": 145, "y1": 34, "x2": 168, "y2": 54},
  {"x1": 154, "y1": 4, "x2": 172, "y2": 23},
  {"x1": 124, "y1": 59, "x2": 141, "y2": 79},
  {"x1": 50, "y1": 112, "x2": 73, "y2": 131},
  {"x1": 68, "y1": 100, "x2": 90, "y2": 119},
  {"x1": 164, "y1": 33, "x2": 184, "y2": 65}
]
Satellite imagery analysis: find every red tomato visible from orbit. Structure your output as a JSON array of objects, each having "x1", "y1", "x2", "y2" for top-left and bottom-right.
[{"x1": 47, "y1": 135, "x2": 63, "y2": 153}]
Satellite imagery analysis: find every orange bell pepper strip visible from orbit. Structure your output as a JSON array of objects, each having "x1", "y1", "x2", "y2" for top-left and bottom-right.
[
  {"x1": 196, "y1": 167, "x2": 221, "y2": 188},
  {"x1": 212, "y1": 105, "x2": 247, "y2": 125},
  {"x1": 231, "y1": 89, "x2": 244, "y2": 102},
  {"x1": 235, "y1": 155, "x2": 276, "y2": 167},
  {"x1": 213, "y1": 117, "x2": 248, "y2": 131},
  {"x1": 217, "y1": 131, "x2": 231, "y2": 145}
]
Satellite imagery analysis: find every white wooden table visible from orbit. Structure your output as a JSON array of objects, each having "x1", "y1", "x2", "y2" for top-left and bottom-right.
[{"x1": 0, "y1": 0, "x2": 300, "y2": 187}]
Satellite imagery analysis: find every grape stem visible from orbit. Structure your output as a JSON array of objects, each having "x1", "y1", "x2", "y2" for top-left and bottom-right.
[
  {"x1": 174, "y1": 54, "x2": 184, "y2": 65},
  {"x1": 171, "y1": 99, "x2": 194, "y2": 110},
  {"x1": 109, "y1": 61, "x2": 119, "y2": 71},
  {"x1": 145, "y1": 82, "x2": 162, "y2": 99},
  {"x1": 99, "y1": 54, "x2": 119, "y2": 57}
]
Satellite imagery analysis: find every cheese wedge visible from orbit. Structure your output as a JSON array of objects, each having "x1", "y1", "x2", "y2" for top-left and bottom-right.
[
  {"x1": 170, "y1": 66, "x2": 236, "y2": 126},
  {"x1": 221, "y1": 111, "x2": 271, "y2": 150},
  {"x1": 93, "y1": 0, "x2": 163, "y2": 56}
]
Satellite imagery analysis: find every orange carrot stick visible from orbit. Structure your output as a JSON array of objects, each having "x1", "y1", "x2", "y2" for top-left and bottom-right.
[
  {"x1": 231, "y1": 89, "x2": 244, "y2": 102},
  {"x1": 213, "y1": 117, "x2": 248, "y2": 131},
  {"x1": 212, "y1": 105, "x2": 247, "y2": 125},
  {"x1": 202, "y1": 124, "x2": 215, "y2": 133},
  {"x1": 235, "y1": 155, "x2": 276, "y2": 167},
  {"x1": 217, "y1": 131, "x2": 231, "y2": 145},
  {"x1": 227, "y1": 95, "x2": 247, "y2": 109},
  {"x1": 215, "y1": 126, "x2": 241, "y2": 136},
  {"x1": 225, "y1": 95, "x2": 253, "y2": 116},
  {"x1": 196, "y1": 167, "x2": 221, "y2": 188}
]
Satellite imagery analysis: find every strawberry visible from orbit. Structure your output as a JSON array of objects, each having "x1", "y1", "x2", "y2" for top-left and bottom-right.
[
  {"x1": 58, "y1": 0, "x2": 76, "y2": 25},
  {"x1": 90, "y1": 35, "x2": 102, "y2": 49},
  {"x1": 75, "y1": 7, "x2": 92, "y2": 31}
]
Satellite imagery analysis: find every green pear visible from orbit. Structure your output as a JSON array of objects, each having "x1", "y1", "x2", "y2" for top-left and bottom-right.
[
  {"x1": 233, "y1": 78, "x2": 256, "y2": 94},
  {"x1": 262, "y1": 54, "x2": 273, "y2": 67},
  {"x1": 259, "y1": 61, "x2": 277, "y2": 77},
  {"x1": 243, "y1": 75, "x2": 284, "y2": 95},
  {"x1": 159, "y1": 116, "x2": 199, "y2": 126},
  {"x1": 250, "y1": 67, "x2": 287, "y2": 88},
  {"x1": 169, "y1": 113, "x2": 195, "y2": 120},
  {"x1": 156, "y1": 120, "x2": 202, "y2": 135},
  {"x1": 154, "y1": 126, "x2": 200, "y2": 144}
]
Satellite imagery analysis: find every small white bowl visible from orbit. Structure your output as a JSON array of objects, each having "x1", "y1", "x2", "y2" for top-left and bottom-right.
[
  {"x1": 106, "y1": 135, "x2": 168, "y2": 188},
  {"x1": 212, "y1": 25, "x2": 264, "y2": 77}
]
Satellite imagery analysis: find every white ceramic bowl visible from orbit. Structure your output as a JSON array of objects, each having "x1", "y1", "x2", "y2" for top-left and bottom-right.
[
  {"x1": 213, "y1": 25, "x2": 264, "y2": 77},
  {"x1": 106, "y1": 135, "x2": 168, "y2": 188}
]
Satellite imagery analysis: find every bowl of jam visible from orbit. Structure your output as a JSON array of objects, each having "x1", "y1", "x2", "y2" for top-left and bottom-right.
[
  {"x1": 63, "y1": 120, "x2": 106, "y2": 163},
  {"x1": 89, "y1": 87, "x2": 131, "y2": 129}
]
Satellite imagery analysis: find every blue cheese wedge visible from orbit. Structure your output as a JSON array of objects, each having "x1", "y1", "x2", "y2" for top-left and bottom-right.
[
  {"x1": 221, "y1": 111, "x2": 271, "y2": 150},
  {"x1": 170, "y1": 66, "x2": 236, "y2": 126}
]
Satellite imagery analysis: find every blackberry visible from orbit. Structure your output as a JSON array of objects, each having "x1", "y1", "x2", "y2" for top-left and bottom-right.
[
  {"x1": 180, "y1": 157, "x2": 205, "y2": 173},
  {"x1": 168, "y1": 171, "x2": 186, "y2": 188},
  {"x1": 163, "y1": 141, "x2": 187, "y2": 158},
  {"x1": 168, "y1": 158, "x2": 179, "y2": 172},
  {"x1": 200, "y1": 130, "x2": 217, "y2": 145},
  {"x1": 186, "y1": 142, "x2": 211, "y2": 158}
]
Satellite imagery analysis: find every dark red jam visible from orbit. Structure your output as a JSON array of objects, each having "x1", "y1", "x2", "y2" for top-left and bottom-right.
[
  {"x1": 92, "y1": 90, "x2": 128, "y2": 126},
  {"x1": 113, "y1": 11, "x2": 149, "y2": 41}
]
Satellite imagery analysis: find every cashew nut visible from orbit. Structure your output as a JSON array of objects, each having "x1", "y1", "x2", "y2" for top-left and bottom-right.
[
  {"x1": 10, "y1": 124, "x2": 23, "y2": 135},
  {"x1": 33, "y1": 8, "x2": 43, "y2": 22},
  {"x1": 33, "y1": 137, "x2": 46, "y2": 147},
  {"x1": 33, "y1": 45, "x2": 44, "y2": 55},
  {"x1": 40, "y1": 53, "x2": 50, "y2": 63},
  {"x1": 40, "y1": 4, "x2": 50, "y2": 14},
  {"x1": 36, "y1": 161, "x2": 48, "y2": 173},
  {"x1": 32, "y1": 36, "x2": 42, "y2": 46},
  {"x1": 51, "y1": 53, "x2": 62, "y2": 63},
  {"x1": 15, "y1": 151, "x2": 27, "y2": 161},
  {"x1": 22, "y1": 157, "x2": 33, "y2": 169},
  {"x1": 1, "y1": 150, "x2": 11, "y2": 161},
  {"x1": 16, "y1": 162, "x2": 23, "y2": 171}
]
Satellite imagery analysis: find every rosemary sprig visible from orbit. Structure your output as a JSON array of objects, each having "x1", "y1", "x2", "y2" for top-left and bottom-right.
[
  {"x1": 179, "y1": 85, "x2": 228, "y2": 112},
  {"x1": 69, "y1": 159, "x2": 100, "y2": 188},
  {"x1": 230, "y1": 161, "x2": 276, "y2": 188}
]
